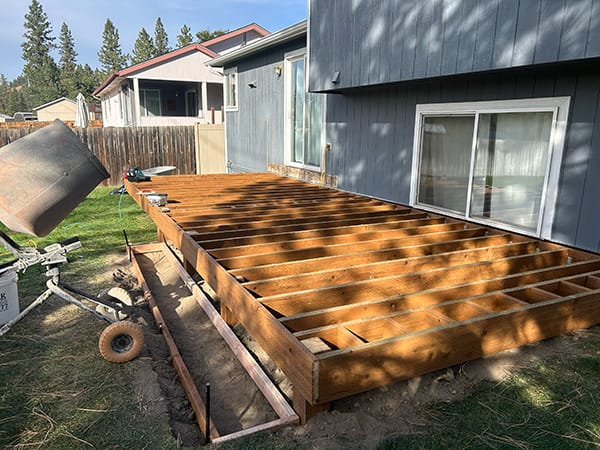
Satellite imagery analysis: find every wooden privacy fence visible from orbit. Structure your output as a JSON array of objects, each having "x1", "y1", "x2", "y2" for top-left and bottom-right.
[{"x1": 0, "y1": 125, "x2": 201, "y2": 185}]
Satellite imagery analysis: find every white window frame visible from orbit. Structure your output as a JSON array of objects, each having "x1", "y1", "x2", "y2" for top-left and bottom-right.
[
  {"x1": 283, "y1": 48, "x2": 326, "y2": 171},
  {"x1": 224, "y1": 67, "x2": 238, "y2": 111},
  {"x1": 140, "y1": 89, "x2": 161, "y2": 117},
  {"x1": 410, "y1": 97, "x2": 570, "y2": 239}
]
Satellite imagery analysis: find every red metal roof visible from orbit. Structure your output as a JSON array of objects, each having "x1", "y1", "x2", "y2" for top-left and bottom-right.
[
  {"x1": 201, "y1": 23, "x2": 269, "y2": 48},
  {"x1": 93, "y1": 44, "x2": 217, "y2": 96}
]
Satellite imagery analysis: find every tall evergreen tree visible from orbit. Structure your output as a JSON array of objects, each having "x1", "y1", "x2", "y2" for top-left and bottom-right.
[
  {"x1": 7, "y1": 87, "x2": 27, "y2": 115},
  {"x1": 0, "y1": 75, "x2": 9, "y2": 114},
  {"x1": 195, "y1": 29, "x2": 228, "y2": 43},
  {"x1": 74, "y1": 64, "x2": 102, "y2": 101},
  {"x1": 131, "y1": 28, "x2": 155, "y2": 64},
  {"x1": 154, "y1": 17, "x2": 170, "y2": 55},
  {"x1": 58, "y1": 22, "x2": 78, "y2": 97},
  {"x1": 98, "y1": 19, "x2": 128, "y2": 73},
  {"x1": 176, "y1": 24, "x2": 193, "y2": 48},
  {"x1": 21, "y1": 0, "x2": 60, "y2": 108}
]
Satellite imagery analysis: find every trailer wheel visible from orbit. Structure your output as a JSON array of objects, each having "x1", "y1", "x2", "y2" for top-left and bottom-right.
[{"x1": 99, "y1": 321, "x2": 144, "y2": 363}]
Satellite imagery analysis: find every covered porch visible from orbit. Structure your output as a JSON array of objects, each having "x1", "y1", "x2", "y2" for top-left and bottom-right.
[{"x1": 132, "y1": 79, "x2": 223, "y2": 126}]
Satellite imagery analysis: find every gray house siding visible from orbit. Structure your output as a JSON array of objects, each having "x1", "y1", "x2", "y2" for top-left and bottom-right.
[
  {"x1": 325, "y1": 59, "x2": 600, "y2": 252},
  {"x1": 309, "y1": 0, "x2": 600, "y2": 92},
  {"x1": 224, "y1": 37, "x2": 306, "y2": 173}
]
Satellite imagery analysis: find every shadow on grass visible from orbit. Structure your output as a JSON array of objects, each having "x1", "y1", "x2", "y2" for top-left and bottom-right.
[{"x1": 378, "y1": 342, "x2": 600, "y2": 450}]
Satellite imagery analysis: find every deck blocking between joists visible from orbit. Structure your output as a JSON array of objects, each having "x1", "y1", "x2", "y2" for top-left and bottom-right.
[{"x1": 127, "y1": 173, "x2": 600, "y2": 412}]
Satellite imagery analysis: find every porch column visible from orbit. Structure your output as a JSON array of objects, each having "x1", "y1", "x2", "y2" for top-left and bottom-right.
[
  {"x1": 201, "y1": 82, "x2": 208, "y2": 122},
  {"x1": 133, "y1": 78, "x2": 141, "y2": 126}
]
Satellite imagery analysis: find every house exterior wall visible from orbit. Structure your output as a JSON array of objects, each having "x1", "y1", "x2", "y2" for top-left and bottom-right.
[
  {"x1": 132, "y1": 52, "x2": 222, "y2": 83},
  {"x1": 308, "y1": 0, "x2": 600, "y2": 92},
  {"x1": 324, "y1": 59, "x2": 600, "y2": 252},
  {"x1": 224, "y1": 37, "x2": 306, "y2": 173},
  {"x1": 101, "y1": 89, "x2": 123, "y2": 127},
  {"x1": 36, "y1": 101, "x2": 77, "y2": 121}
]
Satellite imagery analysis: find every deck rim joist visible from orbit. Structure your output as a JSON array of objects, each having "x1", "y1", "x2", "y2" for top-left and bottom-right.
[{"x1": 126, "y1": 173, "x2": 600, "y2": 406}]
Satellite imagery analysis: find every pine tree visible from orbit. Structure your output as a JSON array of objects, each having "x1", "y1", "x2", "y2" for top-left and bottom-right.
[
  {"x1": 98, "y1": 19, "x2": 128, "y2": 73},
  {"x1": 58, "y1": 22, "x2": 78, "y2": 97},
  {"x1": 74, "y1": 64, "x2": 102, "y2": 101},
  {"x1": 195, "y1": 29, "x2": 229, "y2": 43},
  {"x1": 21, "y1": 0, "x2": 60, "y2": 108},
  {"x1": 131, "y1": 28, "x2": 155, "y2": 64},
  {"x1": 154, "y1": 17, "x2": 170, "y2": 56},
  {"x1": 176, "y1": 25, "x2": 193, "y2": 48},
  {"x1": 7, "y1": 87, "x2": 27, "y2": 116},
  {"x1": 0, "y1": 75, "x2": 9, "y2": 114}
]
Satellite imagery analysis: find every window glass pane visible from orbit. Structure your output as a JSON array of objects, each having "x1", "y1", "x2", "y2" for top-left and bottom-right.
[
  {"x1": 470, "y1": 112, "x2": 552, "y2": 232},
  {"x1": 291, "y1": 58, "x2": 305, "y2": 164},
  {"x1": 304, "y1": 92, "x2": 324, "y2": 166},
  {"x1": 229, "y1": 73, "x2": 237, "y2": 108},
  {"x1": 186, "y1": 91, "x2": 197, "y2": 116},
  {"x1": 418, "y1": 116, "x2": 475, "y2": 214},
  {"x1": 141, "y1": 90, "x2": 160, "y2": 116}
]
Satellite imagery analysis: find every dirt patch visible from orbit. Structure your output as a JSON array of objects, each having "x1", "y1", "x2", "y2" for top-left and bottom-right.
[
  {"x1": 126, "y1": 251, "x2": 279, "y2": 446},
  {"x1": 111, "y1": 250, "x2": 592, "y2": 449}
]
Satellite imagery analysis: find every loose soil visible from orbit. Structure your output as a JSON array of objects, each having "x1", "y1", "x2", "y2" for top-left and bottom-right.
[
  {"x1": 112, "y1": 250, "x2": 593, "y2": 449},
  {"x1": 126, "y1": 250, "x2": 278, "y2": 446}
]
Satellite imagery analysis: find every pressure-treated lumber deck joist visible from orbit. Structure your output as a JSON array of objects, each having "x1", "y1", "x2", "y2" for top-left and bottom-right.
[{"x1": 126, "y1": 173, "x2": 600, "y2": 413}]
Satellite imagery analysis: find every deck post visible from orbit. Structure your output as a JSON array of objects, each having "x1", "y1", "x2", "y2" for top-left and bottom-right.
[
  {"x1": 220, "y1": 304, "x2": 239, "y2": 326},
  {"x1": 292, "y1": 388, "x2": 329, "y2": 424}
]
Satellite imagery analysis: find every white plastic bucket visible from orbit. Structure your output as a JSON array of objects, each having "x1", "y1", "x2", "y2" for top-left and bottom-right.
[{"x1": 0, "y1": 269, "x2": 19, "y2": 325}]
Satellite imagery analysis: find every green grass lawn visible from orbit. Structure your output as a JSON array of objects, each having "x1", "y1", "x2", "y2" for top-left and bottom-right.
[
  {"x1": 0, "y1": 187, "x2": 177, "y2": 449},
  {"x1": 378, "y1": 336, "x2": 600, "y2": 449}
]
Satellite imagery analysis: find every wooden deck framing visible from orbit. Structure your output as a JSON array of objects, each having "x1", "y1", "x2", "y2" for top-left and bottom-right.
[{"x1": 126, "y1": 173, "x2": 600, "y2": 418}]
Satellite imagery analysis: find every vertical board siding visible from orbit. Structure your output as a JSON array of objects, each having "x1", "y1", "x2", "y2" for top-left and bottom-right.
[
  {"x1": 0, "y1": 126, "x2": 197, "y2": 185},
  {"x1": 225, "y1": 38, "x2": 306, "y2": 173},
  {"x1": 325, "y1": 61, "x2": 600, "y2": 252},
  {"x1": 309, "y1": 0, "x2": 600, "y2": 92}
]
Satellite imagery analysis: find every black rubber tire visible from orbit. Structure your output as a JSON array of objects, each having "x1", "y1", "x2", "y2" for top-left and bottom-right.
[{"x1": 98, "y1": 321, "x2": 144, "y2": 363}]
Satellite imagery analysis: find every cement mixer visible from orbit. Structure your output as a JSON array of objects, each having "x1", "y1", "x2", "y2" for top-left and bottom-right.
[{"x1": 0, "y1": 120, "x2": 144, "y2": 363}]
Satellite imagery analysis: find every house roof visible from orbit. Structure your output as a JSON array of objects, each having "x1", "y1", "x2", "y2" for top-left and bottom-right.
[
  {"x1": 33, "y1": 97, "x2": 76, "y2": 111},
  {"x1": 208, "y1": 20, "x2": 306, "y2": 67},
  {"x1": 201, "y1": 23, "x2": 269, "y2": 49},
  {"x1": 93, "y1": 44, "x2": 217, "y2": 96}
]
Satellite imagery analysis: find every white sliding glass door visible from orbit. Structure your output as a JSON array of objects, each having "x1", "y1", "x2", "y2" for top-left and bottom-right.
[
  {"x1": 470, "y1": 112, "x2": 553, "y2": 233},
  {"x1": 412, "y1": 98, "x2": 570, "y2": 237}
]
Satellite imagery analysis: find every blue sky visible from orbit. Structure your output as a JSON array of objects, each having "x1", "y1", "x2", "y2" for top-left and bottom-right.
[{"x1": 0, "y1": 0, "x2": 307, "y2": 81}]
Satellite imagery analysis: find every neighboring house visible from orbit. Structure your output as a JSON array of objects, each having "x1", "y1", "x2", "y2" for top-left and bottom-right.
[
  {"x1": 202, "y1": 23, "x2": 269, "y2": 56},
  {"x1": 212, "y1": 1, "x2": 600, "y2": 254},
  {"x1": 94, "y1": 24, "x2": 269, "y2": 127},
  {"x1": 33, "y1": 97, "x2": 77, "y2": 121}
]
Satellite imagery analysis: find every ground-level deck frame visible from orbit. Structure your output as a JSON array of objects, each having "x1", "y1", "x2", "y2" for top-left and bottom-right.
[{"x1": 126, "y1": 173, "x2": 600, "y2": 420}]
